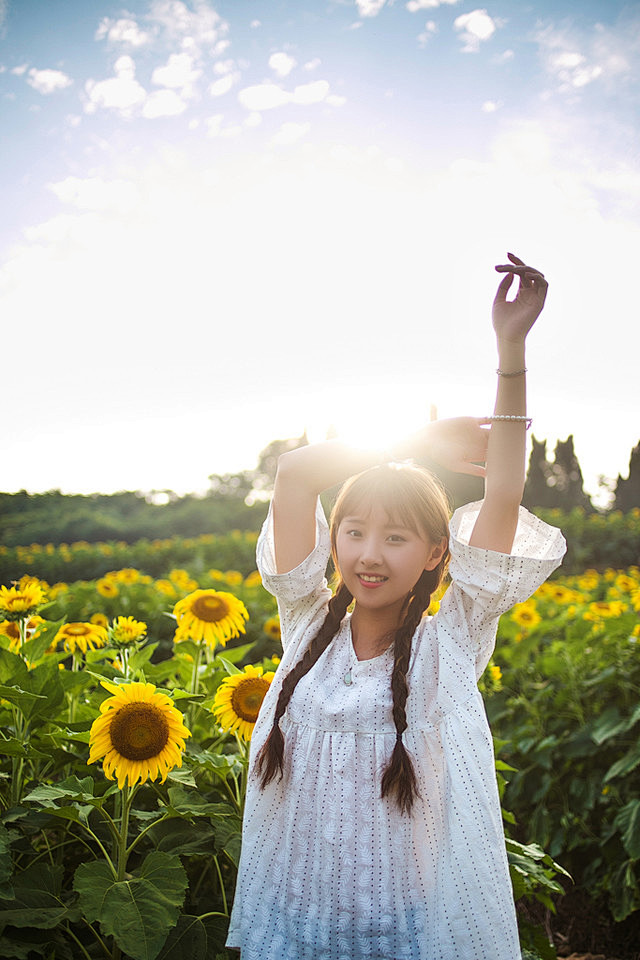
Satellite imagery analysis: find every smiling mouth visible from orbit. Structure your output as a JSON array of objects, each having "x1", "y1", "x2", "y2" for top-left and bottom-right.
[{"x1": 358, "y1": 574, "x2": 388, "y2": 584}]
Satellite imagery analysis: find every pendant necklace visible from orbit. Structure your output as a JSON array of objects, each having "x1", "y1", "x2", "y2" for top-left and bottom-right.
[{"x1": 344, "y1": 628, "x2": 395, "y2": 685}]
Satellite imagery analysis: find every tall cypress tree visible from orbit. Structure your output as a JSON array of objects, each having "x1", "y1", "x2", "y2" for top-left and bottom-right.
[{"x1": 613, "y1": 442, "x2": 640, "y2": 512}]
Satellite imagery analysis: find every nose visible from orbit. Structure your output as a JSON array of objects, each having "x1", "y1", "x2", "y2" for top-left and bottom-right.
[{"x1": 359, "y1": 536, "x2": 383, "y2": 567}]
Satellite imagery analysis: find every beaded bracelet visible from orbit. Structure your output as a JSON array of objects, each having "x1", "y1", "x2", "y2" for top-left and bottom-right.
[
  {"x1": 487, "y1": 415, "x2": 533, "y2": 429},
  {"x1": 496, "y1": 368, "x2": 527, "y2": 377}
]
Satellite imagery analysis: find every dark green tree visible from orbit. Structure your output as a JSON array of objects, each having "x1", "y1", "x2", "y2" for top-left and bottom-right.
[
  {"x1": 613, "y1": 442, "x2": 640, "y2": 512},
  {"x1": 523, "y1": 435, "x2": 593, "y2": 512}
]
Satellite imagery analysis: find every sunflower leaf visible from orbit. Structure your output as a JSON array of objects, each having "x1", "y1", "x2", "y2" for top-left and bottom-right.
[
  {"x1": 74, "y1": 852, "x2": 188, "y2": 960},
  {"x1": 156, "y1": 913, "x2": 229, "y2": 959},
  {"x1": 215, "y1": 656, "x2": 242, "y2": 676}
]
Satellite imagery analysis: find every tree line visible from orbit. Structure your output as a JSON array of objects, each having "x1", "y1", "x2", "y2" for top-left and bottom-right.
[{"x1": 1, "y1": 435, "x2": 638, "y2": 548}]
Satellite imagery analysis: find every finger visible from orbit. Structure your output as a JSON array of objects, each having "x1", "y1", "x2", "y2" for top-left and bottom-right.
[
  {"x1": 457, "y1": 462, "x2": 486, "y2": 479},
  {"x1": 493, "y1": 271, "x2": 514, "y2": 302},
  {"x1": 507, "y1": 252, "x2": 524, "y2": 266},
  {"x1": 495, "y1": 264, "x2": 545, "y2": 279}
]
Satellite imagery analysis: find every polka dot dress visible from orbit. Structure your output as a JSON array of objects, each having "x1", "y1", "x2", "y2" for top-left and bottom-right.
[{"x1": 227, "y1": 500, "x2": 566, "y2": 960}]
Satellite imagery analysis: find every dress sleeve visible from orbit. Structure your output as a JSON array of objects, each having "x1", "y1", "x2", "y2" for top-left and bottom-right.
[
  {"x1": 437, "y1": 500, "x2": 567, "y2": 677},
  {"x1": 256, "y1": 497, "x2": 333, "y2": 653}
]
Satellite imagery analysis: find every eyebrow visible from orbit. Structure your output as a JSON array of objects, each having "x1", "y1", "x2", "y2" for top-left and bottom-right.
[{"x1": 342, "y1": 515, "x2": 412, "y2": 531}]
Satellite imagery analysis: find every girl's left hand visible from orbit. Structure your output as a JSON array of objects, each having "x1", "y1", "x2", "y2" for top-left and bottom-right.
[{"x1": 493, "y1": 252, "x2": 548, "y2": 343}]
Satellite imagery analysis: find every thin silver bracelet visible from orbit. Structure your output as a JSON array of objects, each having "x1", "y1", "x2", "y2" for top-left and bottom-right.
[
  {"x1": 487, "y1": 415, "x2": 533, "y2": 429},
  {"x1": 496, "y1": 368, "x2": 527, "y2": 377}
]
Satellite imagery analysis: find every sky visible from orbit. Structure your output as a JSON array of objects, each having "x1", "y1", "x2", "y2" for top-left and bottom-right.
[{"x1": 1, "y1": 0, "x2": 639, "y2": 505}]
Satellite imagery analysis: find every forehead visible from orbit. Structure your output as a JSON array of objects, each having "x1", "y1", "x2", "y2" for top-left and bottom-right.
[{"x1": 340, "y1": 502, "x2": 413, "y2": 529}]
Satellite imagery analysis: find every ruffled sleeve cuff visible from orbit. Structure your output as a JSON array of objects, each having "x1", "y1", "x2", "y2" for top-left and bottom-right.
[
  {"x1": 447, "y1": 500, "x2": 567, "y2": 618},
  {"x1": 256, "y1": 498, "x2": 332, "y2": 605}
]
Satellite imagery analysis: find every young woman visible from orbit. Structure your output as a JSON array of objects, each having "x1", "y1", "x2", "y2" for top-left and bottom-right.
[{"x1": 226, "y1": 253, "x2": 567, "y2": 960}]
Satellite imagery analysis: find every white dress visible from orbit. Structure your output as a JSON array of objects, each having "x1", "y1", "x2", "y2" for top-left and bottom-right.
[{"x1": 227, "y1": 500, "x2": 566, "y2": 960}]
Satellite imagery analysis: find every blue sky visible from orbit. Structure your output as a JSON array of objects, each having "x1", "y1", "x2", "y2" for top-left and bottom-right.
[{"x1": 1, "y1": 0, "x2": 639, "y2": 502}]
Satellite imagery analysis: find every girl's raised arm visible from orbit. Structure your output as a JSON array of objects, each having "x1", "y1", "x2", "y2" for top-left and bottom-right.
[
  {"x1": 272, "y1": 418, "x2": 491, "y2": 574},
  {"x1": 469, "y1": 252, "x2": 548, "y2": 554}
]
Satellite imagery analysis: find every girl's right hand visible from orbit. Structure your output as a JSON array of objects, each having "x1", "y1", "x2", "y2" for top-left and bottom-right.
[{"x1": 406, "y1": 417, "x2": 489, "y2": 478}]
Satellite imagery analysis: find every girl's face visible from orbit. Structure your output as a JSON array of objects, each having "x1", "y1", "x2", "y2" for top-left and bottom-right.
[{"x1": 335, "y1": 502, "x2": 446, "y2": 617}]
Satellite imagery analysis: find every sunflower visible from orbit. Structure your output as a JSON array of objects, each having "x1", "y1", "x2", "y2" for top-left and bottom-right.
[
  {"x1": 110, "y1": 616, "x2": 147, "y2": 647},
  {"x1": 96, "y1": 578, "x2": 119, "y2": 598},
  {"x1": 212, "y1": 664, "x2": 275, "y2": 741},
  {"x1": 173, "y1": 589, "x2": 249, "y2": 649},
  {"x1": 55, "y1": 622, "x2": 109, "y2": 654},
  {"x1": 88, "y1": 681, "x2": 191, "y2": 789},
  {"x1": 511, "y1": 603, "x2": 542, "y2": 630},
  {"x1": 0, "y1": 583, "x2": 46, "y2": 621},
  {"x1": 583, "y1": 600, "x2": 626, "y2": 621},
  {"x1": 0, "y1": 616, "x2": 44, "y2": 652},
  {"x1": 263, "y1": 616, "x2": 281, "y2": 642}
]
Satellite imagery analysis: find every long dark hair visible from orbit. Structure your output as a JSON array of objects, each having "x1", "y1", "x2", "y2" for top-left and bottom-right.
[{"x1": 255, "y1": 463, "x2": 451, "y2": 814}]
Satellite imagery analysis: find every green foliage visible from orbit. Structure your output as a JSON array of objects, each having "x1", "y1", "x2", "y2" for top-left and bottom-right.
[
  {"x1": 533, "y1": 507, "x2": 640, "y2": 572},
  {"x1": 0, "y1": 554, "x2": 575, "y2": 958},
  {"x1": 488, "y1": 566, "x2": 640, "y2": 929}
]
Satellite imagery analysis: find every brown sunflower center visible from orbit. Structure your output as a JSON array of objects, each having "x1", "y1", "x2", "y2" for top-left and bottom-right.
[
  {"x1": 109, "y1": 703, "x2": 170, "y2": 761},
  {"x1": 231, "y1": 677, "x2": 270, "y2": 723},
  {"x1": 67, "y1": 624, "x2": 92, "y2": 636},
  {"x1": 191, "y1": 594, "x2": 230, "y2": 623}
]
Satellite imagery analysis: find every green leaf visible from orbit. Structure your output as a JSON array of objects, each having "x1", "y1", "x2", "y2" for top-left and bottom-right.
[
  {"x1": 146, "y1": 818, "x2": 216, "y2": 857},
  {"x1": 24, "y1": 776, "x2": 97, "y2": 804},
  {"x1": 21, "y1": 619, "x2": 65, "y2": 663},
  {"x1": 156, "y1": 914, "x2": 229, "y2": 960},
  {"x1": 0, "y1": 683, "x2": 46, "y2": 713},
  {"x1": 0, "y1": 862, "x2": 67, "y2": 929},
  {"x1": 74, "y1": 852, "x2": 188, "y2": 960},
  {"x1": 0, "y1": 822, "x2": 13, "y2": 888},
  {"x1": 216, "y1": 656, "x2": 242, "y2": 676},
  {"x1": 0, "y1": 735, "x2": 27, "y2": 758},
  {"x1": 0, "y1": 648, "x2": 28, "y2": 685},
  {"x1": 608, "y1": 860, "x2": 640, "y2": 922},
  {"x1": 614, "y1": 799, "x2": 640, "y2": 860},
  {"x1": 16, "y1": 659, "x2": 65, "y2": 721},
  {"x1": 604, "y1": 740, "x2": 640, "y2": 782}
]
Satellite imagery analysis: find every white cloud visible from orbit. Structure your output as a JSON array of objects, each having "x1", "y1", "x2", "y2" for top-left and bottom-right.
[
  {"x1": 238, "y1": 83, "x2": 291, "y2": 111},
  {"x1": 292, "y1": 80, "x2": 329, "y2": 105},
  {"x1": 417, "y1": 21, "x2": 437, "y2": 47},
  {"x1": 85, "y1": 57, "x2": 146, "y2": 114},
  {"x1": 407, "y1": 0, "x2": 459, "y2": 11},
  {"x1": 356, "y1": 0, "x2": 386, "y2": 17},
  {"x1": 209, "y1": 74, "x2": 235, "y2": 97},
  {"x1": 49, "y1": 176, "x2": 139, "y2": 213},
  {"x1": 305, "y1": 58, "x2": 321, "y2": 71},
  {"x1": 481, "y1": 99, "x2": 501, "y2": 112},
  {"x1": 271, "y1": 121, "x2": 311, "y2": 145},
  {"x1": 534, "y1": 17, "x2": 638, "y2": 95},
  {"x1": 147, "y1": 0, "x2": 226, "y2": 50},
  {"x1": 27, "y1": 68, "x2": 73, "y2": 94},
  {"x1": 238, "y1": 79, "x2": 330, "y2": 112},
  {"x1": 142, "y1": 88, "x2": 188, "y2": 117},
  {"x1": 269, "y1": 52, "x2": 296, "y2": 78},
  {"x1": 95, "y1": 17, "x2": 151, "y2": 47},
  {"x1": 11, "y1": 64, "x2": 28, "y2": 76},
  {"x1": 151, "y1": 52, "x2": 201, "y2": 91},
  {"x1": 454, "y1": 9, "x2": 497, "y2": 52}
]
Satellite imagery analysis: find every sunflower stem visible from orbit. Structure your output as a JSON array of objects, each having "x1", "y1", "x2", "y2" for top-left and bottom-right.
[
  {"x1": 116, "y1": 783, "x2": 135, "y2": 881},
  {"x1": 187, "y1": 641, "x2": 204, "y2": 728},
  {"x1": 212, "y1": 854, "x2": 229, "y2": 916}
]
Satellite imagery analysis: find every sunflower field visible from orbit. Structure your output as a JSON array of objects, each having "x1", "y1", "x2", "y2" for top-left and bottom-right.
[{"x1": 0, "y1": 553, "x2": 638, "y2": 959}]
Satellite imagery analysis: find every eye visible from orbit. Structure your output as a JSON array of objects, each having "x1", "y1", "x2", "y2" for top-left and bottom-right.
[
  {"x1": 387, "y1": 534, "x2": 406, "y2": 543},
  {"x1": 345, "y1": 528, "x2": 362, "y2": 538}
]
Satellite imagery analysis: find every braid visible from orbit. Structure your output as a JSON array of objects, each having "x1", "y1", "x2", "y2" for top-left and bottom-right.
[
  {"x1": 255, "y1": 582, "x2": 353, "y2": 789},
  {"x1": 380, "y1": 569, "x2": 436, "y2": 814}
]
